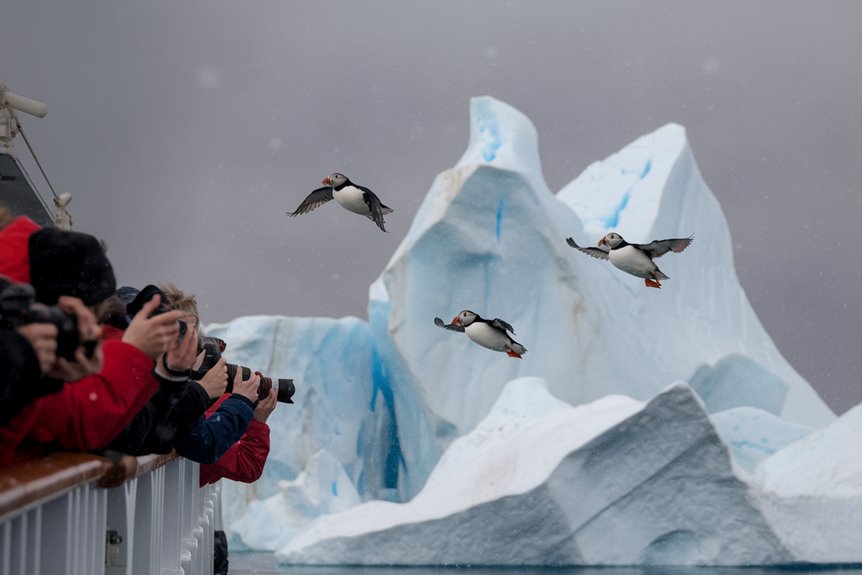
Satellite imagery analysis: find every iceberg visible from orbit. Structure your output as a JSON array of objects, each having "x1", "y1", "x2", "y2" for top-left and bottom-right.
[
  {"x1": 208, "y1": 96, "x2": 856, "y2": 565},
  {"x1": 752, "y1": 402, "x2": 862, "y2": 563},
  {"x1": 278, "y1": 382, "x2": 789, "y2": 566}
]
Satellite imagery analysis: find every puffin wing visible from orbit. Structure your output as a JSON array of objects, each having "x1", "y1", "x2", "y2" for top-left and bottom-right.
[
  {"x1": 635, "y1": 236, "x2": 694, "y2": 259},
  {"x1": 434, "y1": 317, "x2": 465, "y2": 333},
  {"x1": 566, "y1": 237, "x2": 610, "y2": 260},
  {"x1": 489, "y1": 318, "x2": 516, "y2": 335},
  {"x1": 358, "y1": 185, "x2": 391, "y2": 232},
  {"x1": 286, "y1": 186, "x2": 333, "y2": 216}
]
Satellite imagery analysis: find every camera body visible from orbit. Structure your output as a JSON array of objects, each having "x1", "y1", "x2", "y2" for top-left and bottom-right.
[
  {"x1": 193, "y1": 336, "x2": 295, "y2": 404},
  {"x1": 0, "y1": 282, "x2": 93, "y2": 361}
]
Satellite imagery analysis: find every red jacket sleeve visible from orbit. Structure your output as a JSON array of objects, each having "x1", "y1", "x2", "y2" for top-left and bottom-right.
[
  {"x1": 198, "y1": 419, "x2": 270, "y2": 487},
  {"x1": 24, "y1": 339, "x2": 157, "y2": 453}
]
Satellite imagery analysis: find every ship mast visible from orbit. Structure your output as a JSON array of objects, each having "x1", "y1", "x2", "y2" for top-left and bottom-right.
[{"x1": 0, "y1": 82, "x2": 72, "y2": 230}]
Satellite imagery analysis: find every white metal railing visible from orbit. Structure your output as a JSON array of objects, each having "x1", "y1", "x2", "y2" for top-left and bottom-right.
[{"x1": 0, "y1": 452, "x2": 219, "y2": 575}]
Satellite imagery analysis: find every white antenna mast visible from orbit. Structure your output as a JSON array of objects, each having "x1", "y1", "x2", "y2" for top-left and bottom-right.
[{"x1": 0, "y1": 81, "x2": 48, "y2": 157}]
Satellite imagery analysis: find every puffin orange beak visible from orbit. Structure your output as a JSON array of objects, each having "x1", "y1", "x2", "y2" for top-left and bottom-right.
[
  {"x1": 597, "y1": 238, "x2": 605, "y2": 247},
  {"x1": 451, "y1": 315, "x2": 461, "y2": 326},
  {"x1": 322, "y1": 176, "x2": 331, "y2": 186}
]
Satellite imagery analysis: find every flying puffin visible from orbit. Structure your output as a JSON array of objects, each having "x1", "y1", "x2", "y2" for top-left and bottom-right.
[
  {"x1": 566, "y1": 232, "x2": 693, "y2": 288},
  {"x1": 434, "y1": 310, "x2": 527, "y2": 358},
  {"x1": 286, "y1": 172, "x2": 394, "y2": 232}
]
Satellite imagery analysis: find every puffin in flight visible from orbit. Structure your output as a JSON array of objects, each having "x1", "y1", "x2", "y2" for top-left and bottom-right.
[
  {"x1": 566, "y1": 232, "x2": 693, "y2": 288},
  {"x1": 287, "y1": 172, "x2": 394, "y2": 232},
  {"x1": 434, "y1": 310, "x2": 527, "y2": 358}
]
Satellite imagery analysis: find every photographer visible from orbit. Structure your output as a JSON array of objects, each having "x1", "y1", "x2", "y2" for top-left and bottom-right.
[
  {"x1": 107, "y1": 285, "x2": 212, "y2": 456},
  {"x1": 0, "y1": 227, "x2": 186, "y2": 464}
]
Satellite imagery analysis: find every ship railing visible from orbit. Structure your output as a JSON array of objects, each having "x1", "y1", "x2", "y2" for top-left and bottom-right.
[{"x1": 0, "y1": 451, "x2": 219, "y2": 575}]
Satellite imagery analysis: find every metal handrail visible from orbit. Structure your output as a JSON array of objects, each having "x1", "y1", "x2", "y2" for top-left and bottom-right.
[{"x1": 0, "y1": 451, "x2": 216, "y2": 575}]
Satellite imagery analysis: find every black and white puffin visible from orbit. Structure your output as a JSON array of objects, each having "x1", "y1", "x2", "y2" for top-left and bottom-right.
[
  {"x1": 566, "y1": 232, "x2": 693, "y2": 288},
  {"x1": 434, "y1": 310, "x2": 527, "y2": 358},
  {"x1": 286, "y1": 172, "x2": 394, "y2": 232}
]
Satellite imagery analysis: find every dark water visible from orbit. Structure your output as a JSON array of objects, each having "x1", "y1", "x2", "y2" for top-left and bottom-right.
[{"x1": 229, "y1": 553, "x2": 862, "y2": 575}]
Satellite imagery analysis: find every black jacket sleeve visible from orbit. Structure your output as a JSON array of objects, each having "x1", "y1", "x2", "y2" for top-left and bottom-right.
[
  {"x1": 0, "y1": 330, "x2": 62, "y2": 424},
  {"x1": 108, "y1": 377, "x2": 211, "y2": 455}
]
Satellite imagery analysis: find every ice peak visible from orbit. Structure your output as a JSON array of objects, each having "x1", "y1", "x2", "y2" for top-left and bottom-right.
[
  {"x1": 558, "y1": 122, "x2": 689, "y2": 240},
  {"x1": 456, "y1": 96, "x2": 546, "y2": 190}
]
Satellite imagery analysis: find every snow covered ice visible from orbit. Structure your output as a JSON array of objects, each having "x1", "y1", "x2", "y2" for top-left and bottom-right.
[
  {"x1": 207, "y1": 96, "x2": 859, "y2": 565},
  {"x1": 279, "y1": 382, "x2": 790, "y2": 566}
]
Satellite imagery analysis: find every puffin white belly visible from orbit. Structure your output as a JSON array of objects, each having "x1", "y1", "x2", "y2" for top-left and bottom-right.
[
  {"x1": 333, "y1": 186, "x2": 370, "y2": 215},
  {"x1": 464, "y1": 322, "x2": 509, "y2": 352},
  {"x1": 608, "y1": 245, "x2": 656, "y2": 278}
]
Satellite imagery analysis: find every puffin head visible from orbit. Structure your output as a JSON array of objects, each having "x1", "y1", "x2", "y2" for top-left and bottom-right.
[
  {"x1": 323, "y1": 172, "x2": 348, "y2": 187},
  {"x1": 598, "y1": 232, "x2": 624, "y2": 249},
  {"x1": 451, "y1": 310, "x2": 477, "y2": 327}
]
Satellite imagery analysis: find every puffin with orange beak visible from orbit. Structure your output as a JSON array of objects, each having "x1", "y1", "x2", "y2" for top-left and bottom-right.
[
  {"x1": 434, "y1": 310, "x2": 527, "y2": 358},
  {"x1": 566, "y1": 232, "x2": 693, "y2": 288},
  {"x1": 287, "y1": 172, "x2": 394, "y2": 232}
]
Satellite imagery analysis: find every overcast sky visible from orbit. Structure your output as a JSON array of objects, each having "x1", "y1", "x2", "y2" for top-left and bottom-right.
[{"x1": 2, "y1": 1, "x2": 859, "y2": 413}]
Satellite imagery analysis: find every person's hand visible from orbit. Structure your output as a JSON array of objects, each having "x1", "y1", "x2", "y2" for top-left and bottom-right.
[
  {"x1": 57, "y1": 296, "x2": 102, "y2": 345},
  {"x1": 230, "y1": 369, "x2": 261, "y2": 404},
  {"x1": 16, "y1": 322, "x2": 58, "y2": 374},
  {"x1": 45, "y1": 343, "x2": 104, "y2": 382},
  {"x1": 162, "y1": 315, "x2": 199, "y2": 372},
  {"x1": 30, "y1": 296, "x2": 104, "y2": 381},
  {"x1": 253, "y1": 387, "x2": 277, "y2": 423},
  {"x1": 121, "y1": 295, "x2": 184, "y2": 359},
  {"x1": 195, "y1": 356, "x2": 228, "y2": 399}
]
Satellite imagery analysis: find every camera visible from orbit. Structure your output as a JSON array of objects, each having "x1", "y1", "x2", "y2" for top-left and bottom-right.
[
  {"x1": 193, "y1": 336, "x2": 295, "y2": 404},
  {"x1": 0, "y1": 282, "x2": 96, "y2": 361}
]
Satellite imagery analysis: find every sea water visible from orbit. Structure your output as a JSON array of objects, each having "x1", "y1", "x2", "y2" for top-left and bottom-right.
[{"x1": 230, "y1": 553, "x2": 862, "y2": 575}]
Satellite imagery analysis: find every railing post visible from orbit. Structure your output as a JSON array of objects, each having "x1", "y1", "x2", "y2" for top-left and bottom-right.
[
  {"x1": 159, "y1": 459, "x2": 184, "y2": 575},
  {"x1": 131, "y1": 466, "x2": 163, "y2": 575}
]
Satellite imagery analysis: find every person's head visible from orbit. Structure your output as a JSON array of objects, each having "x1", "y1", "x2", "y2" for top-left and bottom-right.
[
  {"x1": 159, "y1": 283, "x2": 203, "y2": 340},
  {"x1": 94, "y1": 294, "x2": 130, "y2": 329},
  {"x1": 28, "y1": 228, "x2": 116, "y2": 307}
]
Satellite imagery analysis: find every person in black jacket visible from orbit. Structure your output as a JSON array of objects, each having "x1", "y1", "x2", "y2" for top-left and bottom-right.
[{"x1": 104, "y1": 284, "x2": 205, "y2": 455}]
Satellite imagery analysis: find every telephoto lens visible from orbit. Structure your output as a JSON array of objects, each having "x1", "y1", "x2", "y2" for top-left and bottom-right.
[
  {"x1": 256, "y1": 373, "x2": 295, "y2": 404},
  {"x1": 225, "y1": 364, "x2": 295, "y2": 404}
]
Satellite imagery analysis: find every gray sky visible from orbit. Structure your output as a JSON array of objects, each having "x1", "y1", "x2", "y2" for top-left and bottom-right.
[{"x1": 2, "y1": 1, "x2": 860, "y2": 413}]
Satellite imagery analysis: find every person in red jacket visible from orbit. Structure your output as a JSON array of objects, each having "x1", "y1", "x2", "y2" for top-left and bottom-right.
[
  {"x1": 0, "y1": 225, "x2": 189, "y2": 464},
  {"x1": 0, "y1": 293, "x2": 188, "y2": 464}
]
